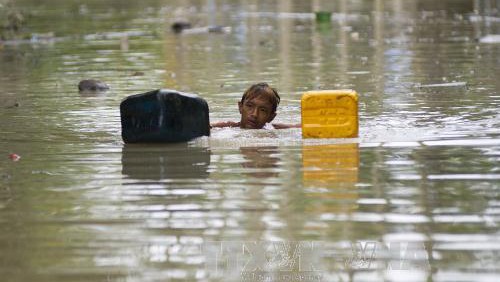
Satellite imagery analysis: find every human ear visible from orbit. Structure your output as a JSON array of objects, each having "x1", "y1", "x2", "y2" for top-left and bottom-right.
[{"x1": 238, "y1": 101, "x2": 243, "y2": 114}]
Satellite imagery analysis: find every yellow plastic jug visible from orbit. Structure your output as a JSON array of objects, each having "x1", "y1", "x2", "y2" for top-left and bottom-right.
[{"x1": 301, "y1": 90, "x2": 358, "y2": 138}]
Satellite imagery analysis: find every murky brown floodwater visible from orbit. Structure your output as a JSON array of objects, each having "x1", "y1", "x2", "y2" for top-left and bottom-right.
[{"x1": 1, "y1": 0, "x2": 499, "y2": 281}]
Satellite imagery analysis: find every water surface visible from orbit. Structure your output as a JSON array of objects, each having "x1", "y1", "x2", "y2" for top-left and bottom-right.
[{"x1": 1, "y1": 0, "x2": 499, "y2": 281}]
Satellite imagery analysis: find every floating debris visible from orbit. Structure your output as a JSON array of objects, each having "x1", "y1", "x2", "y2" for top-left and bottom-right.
[
  {"x1": 2, "y1": 98, "x2": 20, "y2": 108},
  {"x1": 170, "y1": 19, "x2": 231, "y2": 35},
  {"x1": 418, "y1": 82, "x2": 467, "y2": 88},
  {"x1": 347, "y1": 71, "x2": 370, "y2": 75},
  {"x1": 178, "y1": 25, "x2": 231, "y2": 35},
  {"x1": 315, "y1": 11, "x2": 331, "y2": 23},
  {"x1": 5, "y1": 102, "x2": 20, "y2": 108},
  {"x1": 131, "y1": 71, "x2": 144, "y2": 76},
  {"x1": 469, "y1": 15, "x2": 500, "y2": 23},
  {"x1": 478, "y1": 35, "x2": 500, "y2": 44},
  {"x1": 30, "y1": 32, "x2": 55, "y2": 43},
  {"x1": 83, "y1": 31, "x2": 150, "y2": 40},
  {"x1": 8, "y1": 153, "x2": 20, "y2": 161},
  {"x1": 0, "y1": 35, "x2": 67, "y2": 46},
  {"x1": 78, "y1": 79, "x2": 110, "y2": 91},
  {"x1": 447, "y1": 36, "x2": 470, "y2": 42},
  {"x1": 171, "y1": 21, "x2": 192, "y2": 33},
  {"x1": 242, "y1": 11, "x2": 314, "y2": 20},
  {"x1": 242, "y1": 11, "x2": 368, "y2": 22}
]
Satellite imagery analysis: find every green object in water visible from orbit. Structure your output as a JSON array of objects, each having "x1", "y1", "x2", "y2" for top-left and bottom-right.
[{"x1": 315, "y1": 11, "x2": 332, "y2": 23}]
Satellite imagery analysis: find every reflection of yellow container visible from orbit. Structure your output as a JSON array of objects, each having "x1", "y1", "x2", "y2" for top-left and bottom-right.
[
  {"x1": 303, "y1": 144, "x2": 359, "y2": 185},
  {"x1": 301, "y1": 90, "x2": 358, "y2": 138},
  {"x1": 302, "y1": 144, "x2": 359, "y2": 212}
]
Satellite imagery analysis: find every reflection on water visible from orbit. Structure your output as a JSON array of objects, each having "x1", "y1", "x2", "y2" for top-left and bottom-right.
[
  {"x1": 122, "y1": 144, "x2": 211, "y2": 180},
  {"x1": 1, "y1": 0, "x2": 500, "y2": 281},
  {"x1": 302, "y1": 144, "x2": 359, "y2": 213},
  {"x1": 240, "y1": 146, "x2": 280, "y2": 178}
]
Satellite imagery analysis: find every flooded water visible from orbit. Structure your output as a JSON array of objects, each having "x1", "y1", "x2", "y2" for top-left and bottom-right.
[{"x1": 1, "y1": 0, "x2": 499, "y2": 281}]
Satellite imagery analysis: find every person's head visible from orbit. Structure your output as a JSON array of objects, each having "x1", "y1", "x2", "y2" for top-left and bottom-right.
[{"x1": 238, "y1": 82, "x2": 280, "y2": 129}]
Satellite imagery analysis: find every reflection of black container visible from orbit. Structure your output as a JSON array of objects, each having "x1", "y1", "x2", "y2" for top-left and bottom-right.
[
  {"x1": 120, "y1": 89, "x2": 210, "y2": 143},
  {"x1": 122, "y1": 144, "x2": 211, "y2": 180}
]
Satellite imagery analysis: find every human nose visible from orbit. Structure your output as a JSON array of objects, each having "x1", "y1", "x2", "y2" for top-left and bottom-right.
[{"x1": 249, "y1": 107, "x2": 258, "y2": 117}]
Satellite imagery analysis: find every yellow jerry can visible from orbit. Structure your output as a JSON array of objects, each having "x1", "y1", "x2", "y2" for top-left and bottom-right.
[{"x1": 301, "y1": 90, "x2": 358, "y2": 138}]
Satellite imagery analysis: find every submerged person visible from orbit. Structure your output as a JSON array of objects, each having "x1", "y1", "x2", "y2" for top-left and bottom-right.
[{"x1": 211, "y1": 82, "x2": 300, "y2": 129}]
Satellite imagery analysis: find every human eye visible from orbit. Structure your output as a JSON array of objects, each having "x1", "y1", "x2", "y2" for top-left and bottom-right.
[{"x1": 259, "y1": 107, "x2": 269, "y2": 114}]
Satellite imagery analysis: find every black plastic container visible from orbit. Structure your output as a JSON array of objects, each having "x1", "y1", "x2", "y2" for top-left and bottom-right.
[{"x1": 120, "y1": 89, "x2": 210, "y2": 143}]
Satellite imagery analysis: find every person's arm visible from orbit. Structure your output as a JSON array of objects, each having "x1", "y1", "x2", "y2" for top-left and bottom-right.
[
  {"x1": 271, "y1": 123, "x2": 301, "y2": 129},
  {"x1": 210, "y1": 121, "x2": 240, "y2": 128}
]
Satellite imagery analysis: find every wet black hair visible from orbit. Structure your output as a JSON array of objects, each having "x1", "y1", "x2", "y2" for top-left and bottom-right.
[{"x1": 240, "y1": 82, "x2": 281, "y2": 113}]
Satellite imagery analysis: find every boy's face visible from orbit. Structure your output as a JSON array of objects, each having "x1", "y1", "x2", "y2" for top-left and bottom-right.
[{"x1": 238, "y1": 95, "x2": 276, "y2": 129}]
